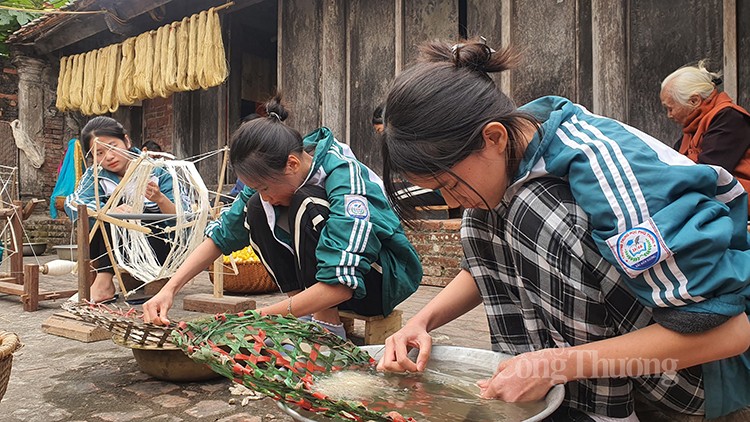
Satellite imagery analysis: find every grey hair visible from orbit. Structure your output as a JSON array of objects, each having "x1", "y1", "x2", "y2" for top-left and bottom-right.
[{"x1": 661, "y1": 59, "x2": 722, "y2": 106}]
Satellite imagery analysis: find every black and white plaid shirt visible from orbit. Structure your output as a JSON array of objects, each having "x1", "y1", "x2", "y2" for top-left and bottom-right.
[{"x1": 460, "y1": 177, "x2": 704, "y2": 419}]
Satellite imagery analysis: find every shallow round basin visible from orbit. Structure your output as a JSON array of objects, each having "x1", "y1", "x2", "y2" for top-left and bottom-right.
[
  {"x1": 112, "y1": 336, "x2": 221, "y2": 382},
  {"x1": 278, "y1": 345, "x2": 565, "y2": 422},
  {"x1": 22, "y1": 242, "x2": 46, "y2": 256}
]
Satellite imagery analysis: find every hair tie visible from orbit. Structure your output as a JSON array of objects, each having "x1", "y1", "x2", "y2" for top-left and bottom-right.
[
  {"x1": 268, "y1": 112, "x2": 282, "y2": 121},
  {"x1": 450, "y1": 43, "x2": 465, "y2": 62},
  {"x1": 451, "y1": 37, "x2": 496, "y2": 66},
  {"x1": 712, "y1": 77, "x2": 723, "y2": 86},
  {"x1": 479, "y1": 36, "x2": 496, "y2": 56}
]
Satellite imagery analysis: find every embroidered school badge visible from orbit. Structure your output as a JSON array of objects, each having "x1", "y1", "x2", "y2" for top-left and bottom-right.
[
  {"x1": 344, "y1": 195, "x2": 370, "y2": 221},
  {"x1": 606, "y1": 218, "x2": 672, "y2": 278}
]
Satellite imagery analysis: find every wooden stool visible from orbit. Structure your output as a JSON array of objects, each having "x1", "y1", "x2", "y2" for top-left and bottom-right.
[{"x1": 339, "y1": 309, "x2": 403, "y2": 345}]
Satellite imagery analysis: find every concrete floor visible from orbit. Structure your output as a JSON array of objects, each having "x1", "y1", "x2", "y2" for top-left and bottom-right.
[{"x1": 0, "y1": 254, "x2": 489, "y2": 422}]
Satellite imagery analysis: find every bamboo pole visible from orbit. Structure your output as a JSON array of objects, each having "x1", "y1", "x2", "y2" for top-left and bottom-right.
[
  {"x1": 212, "y1": 147, "x2": 230, "y2": 298},
  {"x1": 86, "y1": 209, "x2": 152, "y2": 234},
  {"x1": 96, "y1": 211, "x2": 129, "y2": 299}
]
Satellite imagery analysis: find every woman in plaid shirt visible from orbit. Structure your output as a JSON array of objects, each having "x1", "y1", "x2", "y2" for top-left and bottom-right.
[{"x1": 377, "y1": 38, "x2": 750, "y2": 421}]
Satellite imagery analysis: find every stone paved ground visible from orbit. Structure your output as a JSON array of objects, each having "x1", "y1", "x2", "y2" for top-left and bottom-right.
[{"x1": 0, "y1": 254, "x2": 489, "y2": 422}]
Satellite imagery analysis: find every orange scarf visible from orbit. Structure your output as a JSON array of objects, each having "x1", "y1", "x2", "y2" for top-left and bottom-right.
[{"x1": 678, "y1": 90, "x2": 750, "y2": 160}]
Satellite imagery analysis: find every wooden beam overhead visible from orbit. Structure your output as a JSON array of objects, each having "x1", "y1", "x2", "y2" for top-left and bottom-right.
[
  {"x1": 105, "y1": 0, "x2": 173, "y2": 21},
  {"x1": 33, "y1": 0, "x2": 174, "y2": 54},
  {"x1": 34, "y1": 17, "x2": 110, "y2": 54},
  {"x1": 104, "y1": 0, "x2": 173, "y2": 36}
]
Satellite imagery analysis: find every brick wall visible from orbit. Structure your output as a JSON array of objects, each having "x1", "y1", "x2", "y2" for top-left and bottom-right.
[
  {"x1": 404, "y1": 219, "x2": 462, "y2": 287},
  {"x1": 24, "y1": 217, "x2": 73, "y2": 248},
  {"x1": 143, "y1": 96, "x2": 173, "y2": 152},
  {"x1": 24, "y1": 90, "x2": 73, "y2": 250},
  {"x1": 0, "y1": 60, "x2": 19, "y2": 171},
  {"x1": 0, "y1": 65, "x2": 17, "y2": 121},
  {"x1": 39, "y1": 113, "x2": 66, "y2": 200}
]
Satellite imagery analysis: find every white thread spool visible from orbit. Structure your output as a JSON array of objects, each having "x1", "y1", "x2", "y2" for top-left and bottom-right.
[{"x1": 41, "y1": 259, "x2": 77, "y2": 276}]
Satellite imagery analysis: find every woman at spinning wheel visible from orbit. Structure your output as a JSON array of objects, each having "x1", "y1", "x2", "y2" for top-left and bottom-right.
[
  {"x1": 65, "y1": 116, "x2": 176, "y2": 303},
  {"x1": 143, "y1": 94, "x2": 422, "y2": 339}
]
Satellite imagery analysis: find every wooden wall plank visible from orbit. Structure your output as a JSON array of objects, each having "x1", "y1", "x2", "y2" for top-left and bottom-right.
[
  {"x1": 279, "y1": 0, "x2": 323, "y2": 134},
  {"x1": 737, "y1": 0, "x2": 749, "y2": 108},
  {"x1": 592, "y1": 0, "x2": 627, "y2": 120},
  {"x1": 171, "y1": 91, "x2": 191, "y2": 161},
  {"x1": 510, "y1": 0, "x2": 577, "y2": 106},
  {"x1": 347, "y1": 0, "x2": 397, "y2": 172},
  {"x1": 321, "y1": 0, "x2": 347, "y2": 139},
  {"x1": 466, "y1": 0, "x2": 502, "y2": 41},
  {"x1": 467, "y1": 0, "x2": 504, "y2": 87},
  {"x1": 723, "y1": 0, "x2": 738, "y2": 101},
  {"x1": 576, "y1": 0, "x2": 593, "y2": 111},
  {"x1": 403, "y1": 0, "x2": 459, "y2": 66},
  {"x1": 198, "y1": 88, "x2": 220, "y2": 187}
]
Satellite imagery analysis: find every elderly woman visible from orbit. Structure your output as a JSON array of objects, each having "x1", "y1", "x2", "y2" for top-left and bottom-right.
[{"x1": 660, "y1": 60, "x2": 750, "y2": 214}]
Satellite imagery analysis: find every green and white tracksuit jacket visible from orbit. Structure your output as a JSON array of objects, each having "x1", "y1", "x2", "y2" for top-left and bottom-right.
[
  {"x1": 64, "y1": 147, "x2": 175, "y2": 227},
  {"x1": 206, "y1": 127, "x2": 422, "y2": 316},
  {"x1": 516, "y1": 96, "x2": 750, "y2": 418}
]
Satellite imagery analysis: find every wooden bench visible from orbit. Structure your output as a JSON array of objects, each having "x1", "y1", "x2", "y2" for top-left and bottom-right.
[
  {"x1": 415, "y1": 205, "x2": 449, "y2": 219},
  {"x1": 339, "y1": 309, "x2": 403, "y2": 345}
]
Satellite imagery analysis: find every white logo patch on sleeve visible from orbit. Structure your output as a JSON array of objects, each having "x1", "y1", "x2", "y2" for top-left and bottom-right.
[
  {"x1": 606, "y1": 218, "x2": 673, "y2": 278},
  {"x1": 344, "y1": 195, "x2": 370, "y2": 221}
]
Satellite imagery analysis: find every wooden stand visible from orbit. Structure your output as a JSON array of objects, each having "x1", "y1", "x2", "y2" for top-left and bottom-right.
[
  {"x1": 182, "y1": 293, "x2": 256, "y2": 314},
  {"x1": 0, "y1": 205, "x2": 76, "y2": 311},
  {"x1": 339, "y1": 309, "x2": 403, "y2": 345},
  {"x1": 42, "y1": 311, "x2": 111, "y2": 343}
]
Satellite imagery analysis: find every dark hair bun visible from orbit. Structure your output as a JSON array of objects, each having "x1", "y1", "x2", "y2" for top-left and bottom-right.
[
  {"x1": 264, "y1": 93, "x2": 290, "y2": 122},
  {"x1": 418, "y1": 37, "x2": 519, "y2": 75}
]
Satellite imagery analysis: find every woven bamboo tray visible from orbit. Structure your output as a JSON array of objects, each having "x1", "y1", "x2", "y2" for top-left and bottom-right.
[
  {"x1": 210, "y1": 261, "x2": 278, "y2": 294},
  {"x1": 62, "y1": 301, "x2": 176, "y2": 348},
  {"x1": 0, "y1": 331, "x2": 21, "y2": 402}
]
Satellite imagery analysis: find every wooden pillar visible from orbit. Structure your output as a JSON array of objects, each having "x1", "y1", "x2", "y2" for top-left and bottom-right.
[
  {"x1": 395, "y1": 0, "x2": 404, "y2": 74},
  {"x1": 76, "y1": 204, "x2": 91, "y2": 302},
  {"x1": 499, "y1": 0, "x2": 512, "y2": 95},
  {"x1": 723, "y1": 0, "x2": 737, "y2": 100},
  {"x1": 11, "y1": 55, "x2": 46, "y2": 200},
  {"x1": 591, "y1": 0, "x2": 628, "y2": 121},
  {"x1": 321, "y1": 0, "x2": 347, "y2": 139}
]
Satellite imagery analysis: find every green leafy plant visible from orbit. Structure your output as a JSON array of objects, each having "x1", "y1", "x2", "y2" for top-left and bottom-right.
[{"x1": 0, "y1": 1, "x2": 67, "y2": 56}]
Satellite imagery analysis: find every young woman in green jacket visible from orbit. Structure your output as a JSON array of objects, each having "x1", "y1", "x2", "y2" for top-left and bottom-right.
[{"x1": 143, "y1": 95, "x2": 422, "y2": 338}]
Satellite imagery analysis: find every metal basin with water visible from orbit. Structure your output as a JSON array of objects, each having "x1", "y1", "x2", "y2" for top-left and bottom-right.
[
  {"x1": 278, "y1": 345, "x2": 565, "y2": 422},
  {"x1": 112, "y1": 336, "x2": 221, "y2": 383}
]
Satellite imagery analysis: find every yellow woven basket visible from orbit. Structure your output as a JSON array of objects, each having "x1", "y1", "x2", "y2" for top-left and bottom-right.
[
  {"x1": 210, "y1": 262, "x2": 278, "y2": 294},
  {"x1": 0, "y1": 331, "x2": 20, "y2": 402}
]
